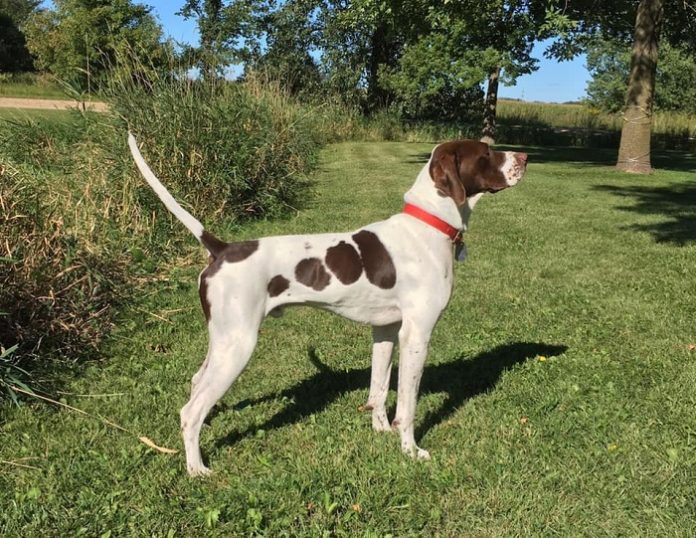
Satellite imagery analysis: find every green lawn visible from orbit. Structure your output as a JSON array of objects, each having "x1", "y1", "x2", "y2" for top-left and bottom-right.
[{"x1": 1, "y1": 142, "x2": 695, "y2": 536}]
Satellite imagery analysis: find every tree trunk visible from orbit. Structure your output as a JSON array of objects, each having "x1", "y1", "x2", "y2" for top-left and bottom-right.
[
  {"x1": 481, "y1": 66, "x2": 501, "y2": 145},
  {"x1": 616, "y1": 0, "x2": 664, "y2": 174},
  {"x1": 365, "y1": 21, "x2": 395, "y2": 113}
]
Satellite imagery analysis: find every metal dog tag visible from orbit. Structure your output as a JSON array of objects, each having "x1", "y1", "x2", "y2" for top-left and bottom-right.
[{"x1": 455, "y1": 241, "x2": 467, "y2": 262}]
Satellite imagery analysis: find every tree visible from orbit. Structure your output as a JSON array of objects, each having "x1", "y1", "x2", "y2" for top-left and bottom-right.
[
  {"x1": 379, "y1": 0, "x2": 571, "y2": 141},
  {"x1": 548, "y1": 0, "x2": 696, "y2": 173},
  {"x1": 616, "y1": 0, "x2": 664, "y2": 174},
  {"x1": 586, "y1": 38, "x2": 696, "y2": 114},
  {"x1": 585, "y1": 38, "x2": 631, "y2": 112},
  {"x1": 316, "y1": 0, "x2": 430, "y2": 112},
  {"x1": 178, "y1": 0, "x2": 261, "y2": 79},
  {"x1": 247, "y1": 0, "x2": 322, "y2": 95},
  {"x1": 0, "y1": 0, "x2": 39, "y2": 72},
  {"x1": 24, "y1": 0, "x2": 167, "y2": 91}
]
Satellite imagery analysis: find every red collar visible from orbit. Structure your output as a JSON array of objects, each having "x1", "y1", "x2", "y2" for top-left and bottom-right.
[{"x1": 403, "y1": 203, "x2": 462, "y2": 243}]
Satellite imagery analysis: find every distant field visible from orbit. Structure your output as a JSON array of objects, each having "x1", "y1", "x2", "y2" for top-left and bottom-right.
[{"x1": 498, "y1": 99, "x2": 696, "y2": 142}]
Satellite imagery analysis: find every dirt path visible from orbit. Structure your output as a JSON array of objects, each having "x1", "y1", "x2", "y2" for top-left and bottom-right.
[{"x1": 0, "y1": 97, "x2": 108, "y2": 112}]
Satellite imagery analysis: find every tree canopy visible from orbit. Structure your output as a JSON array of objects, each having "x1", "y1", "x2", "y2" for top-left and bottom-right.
[{"x1": 24, "y1": 0, "x2": 170, "y2": 91}]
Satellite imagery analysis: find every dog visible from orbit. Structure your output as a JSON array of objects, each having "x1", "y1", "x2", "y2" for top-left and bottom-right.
[{"x1": 128, "y1": 134, "x2": 528, "y2": 475}]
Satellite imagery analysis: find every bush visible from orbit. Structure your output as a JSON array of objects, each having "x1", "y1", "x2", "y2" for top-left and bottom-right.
[
  {"x1": 107, "y1": 65, "x2": 321, "y2": 221},
  {"x1": 0, "y1": 118, "x2": 145, "y2": 371}
]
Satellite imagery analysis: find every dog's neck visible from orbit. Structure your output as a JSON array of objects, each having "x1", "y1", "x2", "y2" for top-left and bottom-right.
[{"x1": 403, "y1": 160, "x2": 483, "y2": 233}]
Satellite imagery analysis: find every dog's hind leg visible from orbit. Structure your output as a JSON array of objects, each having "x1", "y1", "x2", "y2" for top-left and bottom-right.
[
  {"x1": 180, "y1": 311, "x2": 262, "y2": 476},
  {"x1": 363, "y1": 323, "x2": 399, "y2": 432}
]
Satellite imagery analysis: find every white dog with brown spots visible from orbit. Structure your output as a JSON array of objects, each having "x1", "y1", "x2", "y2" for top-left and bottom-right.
[{"x1": 128, "y1": 134, "x2": 528, "y2": 476}]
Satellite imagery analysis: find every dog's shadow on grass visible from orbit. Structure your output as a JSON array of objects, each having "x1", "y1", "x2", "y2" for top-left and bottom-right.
[{"x1": 212, "y1": 342, "x2": 567, "y2": 450}]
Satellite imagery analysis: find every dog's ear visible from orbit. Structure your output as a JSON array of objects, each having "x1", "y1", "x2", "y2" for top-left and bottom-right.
[{"x1": 430, "y1": 148, "x2": 467, "y2": 206}]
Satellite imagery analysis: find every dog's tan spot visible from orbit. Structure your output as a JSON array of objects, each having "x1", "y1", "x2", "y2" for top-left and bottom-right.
[
  {"x1": 325, "y1": 241, "x2": 362, "y2": 285},
  {"x1": 352, "y1": 230, "x2": 396, "y2": 289},
  {"x1": 267, "y1": 275, "x2": 290, "y2": 297},
  {"x1": 295, "y1": 258, "x2": 331, "y2": 291}
]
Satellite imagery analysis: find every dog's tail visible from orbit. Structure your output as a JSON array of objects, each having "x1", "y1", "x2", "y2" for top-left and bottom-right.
[{"x1": 127, "y1": 132, "x2": 227, "y2": 258}]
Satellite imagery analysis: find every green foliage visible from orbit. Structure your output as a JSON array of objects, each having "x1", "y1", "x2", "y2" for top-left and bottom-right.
[
  {"x1": 178, "y1": 0, "x2": 261, "y2": 78},
  {"x1": 379, "y1": 32, "x2": 486, "y2": 122},
  {"x1": 586, "y1": 38, "x2": 696, "y2": 115},
  {"x1": 0, "y1": 0, "x2": 39, "y2": 72},
  {"x1": 0, "y1": 71, "x2": 67, "y2": 98},
  {"x1": 0, "y1": 341, "x2": 32, "y2": 405},
  {"x1": 585, "y1": 38, "x2": 631, "y2": 113},
  {"x1": 248, "y1": 0, "x2": 322, "y2": 96},
  {"x1": 23, "y1": 0, "x2": 170, "y2": 92},
  {"x1": 545, "y1": 0, "x2": 696, "y2": 60}
]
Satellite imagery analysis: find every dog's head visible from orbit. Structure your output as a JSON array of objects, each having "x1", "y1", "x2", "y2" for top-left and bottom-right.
[{"x1": 429, "y1": 140, "x2": 528, "y2": 206}]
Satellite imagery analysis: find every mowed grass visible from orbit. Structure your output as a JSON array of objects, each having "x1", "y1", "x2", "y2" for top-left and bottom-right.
[{"x1": 1, "y1": 141, "x2": 696, "y2": 535}]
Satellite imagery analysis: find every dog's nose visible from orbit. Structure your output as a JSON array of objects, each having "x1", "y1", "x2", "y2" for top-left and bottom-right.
[{"x1": 515, "y1": 152, "x2": 528, "y2": 165}]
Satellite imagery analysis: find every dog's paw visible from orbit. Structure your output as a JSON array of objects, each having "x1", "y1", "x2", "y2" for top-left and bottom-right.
[
  {"x1": 415, "y1": 447, "x2": 431, "y2": 460},
  {"x1": 187, "y1": 464, "x2": 212, "y2": 477},
  {"x1": 372, "y1": 414, "x2": 392, "y2": 432},
  {"x1": 401, "y1": 442, "x2": 431, "y2": 461}
]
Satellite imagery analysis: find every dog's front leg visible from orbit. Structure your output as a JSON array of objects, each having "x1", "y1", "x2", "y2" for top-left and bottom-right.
[
  {"x1": 392, "y1": 316, "x2": 435, "y2": 460},
  {"x1": 363, "y1": 322, "x2": 400, "y2": 431}
]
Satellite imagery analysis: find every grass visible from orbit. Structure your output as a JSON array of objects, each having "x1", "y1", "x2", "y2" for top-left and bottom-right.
[
  {"x1": 0, "y1": 73, "x2": 77, "y2": 100},
  {"x1": 1, "y1": 141, "x2": 696, "y2": 535}
]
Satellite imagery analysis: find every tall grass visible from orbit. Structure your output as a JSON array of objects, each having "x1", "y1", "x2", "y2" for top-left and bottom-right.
[
  {"x1": 0, "y1": 64, "x2": 334, "y2": 398},
  {"x1": 107, "y1": 62, "x2": 322, "y2": 221},
  {"x1": 0, "y1": 116, "x2": 154, "y2": 393}
]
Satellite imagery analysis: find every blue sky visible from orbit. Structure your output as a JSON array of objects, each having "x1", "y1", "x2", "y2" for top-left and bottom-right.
[{"x1": 42, "y1": 0, "x2": 591, "y2": 103}]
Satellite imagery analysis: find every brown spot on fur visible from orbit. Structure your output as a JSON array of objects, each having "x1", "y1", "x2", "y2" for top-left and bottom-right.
[
  {"x1": 202, "y1": 239, "x2": 259, "y2": 281},
  {"x1": 268, "y1": 275, "x2": 290, "y2": 297},
  {"x1": 197, "y1": 240, "x2": 259, "y2": 321},
  {"x1": 325, "y1": 241, "x2": 362, "y2": 285},
  {"x1": 201, "y1": 230, "x2": 228, "y2": 258},
  {"x1": 295, "y1": 258, "x2": 331, "y2": 291},
  {"x1": 199, "y1": 273, "x2": 212, "y2": 322},
  {"x1": 352, "y1": 230, "x2": 396, "y2": 289},
  {"x1": 220, "y1": 240, "x2": 259, "y2": 263}
]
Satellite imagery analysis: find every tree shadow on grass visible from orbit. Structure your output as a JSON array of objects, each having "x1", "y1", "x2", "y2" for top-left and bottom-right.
[
  {"x1": 212, "y1": 342, "x2": 567, "y2": 450},
  {"x1": 594, "y1": 180, "x2": 696, "y2": 245}
]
